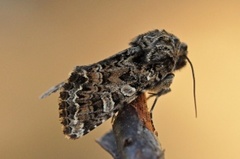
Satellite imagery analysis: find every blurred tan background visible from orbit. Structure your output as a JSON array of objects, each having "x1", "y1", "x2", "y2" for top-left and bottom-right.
[{"x1": 1, "y1": 1, "x2": 240, "y2": 159}]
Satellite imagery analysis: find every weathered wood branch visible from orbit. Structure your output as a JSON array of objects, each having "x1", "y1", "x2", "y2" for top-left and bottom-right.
[{"x1": 97, "y1": 93, "x2": 164, "y2": 159}]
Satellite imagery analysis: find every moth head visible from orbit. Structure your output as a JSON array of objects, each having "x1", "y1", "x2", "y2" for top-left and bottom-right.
[
  {"x1": 174, "y1": 42, "x2": 188, "y2": 70},
  {"x1": 130, "y1": 29, "x2": 189, "y2": 70},
  {"x1": 131, "y1": 29, "x2": 197, "y2": 117}
]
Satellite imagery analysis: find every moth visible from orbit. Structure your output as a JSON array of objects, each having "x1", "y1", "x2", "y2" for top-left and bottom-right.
[{"x1": 40, "y1": 29, "x2": 196, "y2": 139}]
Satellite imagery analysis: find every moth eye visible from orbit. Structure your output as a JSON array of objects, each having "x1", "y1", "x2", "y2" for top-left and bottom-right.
[{"x1": 180, "y1": 43, "x2": 188, "y2": 52}]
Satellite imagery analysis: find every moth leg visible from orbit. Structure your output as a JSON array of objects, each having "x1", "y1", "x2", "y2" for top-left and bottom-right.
[
  {"x1": 111, "y1": 113, "x2": 117, "y2": 123},
  {"x1": 148, "y1": 73, "x2": 174, "y2": 118},
  {"x1": 147, "y1": 73, "x2": 174, "y2": 100},
  {"x1": 149, "y1": 89, "x2": 171, "y2": 118}
]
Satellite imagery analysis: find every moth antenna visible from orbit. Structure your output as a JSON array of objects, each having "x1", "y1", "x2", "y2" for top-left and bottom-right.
[{"x1": 185, "y1": 56, "x2": 197, "y2": 118}]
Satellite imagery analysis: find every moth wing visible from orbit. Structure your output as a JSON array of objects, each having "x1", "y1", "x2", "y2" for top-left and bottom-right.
[
  {"x1": 39, "y1": 82, "x2": 65, "y2": 99},
  {"x1": 43, "y1": 47, "x2": 142, "y2": 139},
  {"x1": 58, "y1": 63, "x2": 140, "y2": 139},
  {"x1": 60, "y1": 108, "x2": 115, "y2": 139}
]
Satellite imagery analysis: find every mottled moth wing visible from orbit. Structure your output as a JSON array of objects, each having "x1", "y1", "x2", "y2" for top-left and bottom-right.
[
  {"x1": 58, "y1": 47, "x2": 148, "y2": 139},
  {"x1": 40, "y1": 82, "x2": 65, "y2": 99}
]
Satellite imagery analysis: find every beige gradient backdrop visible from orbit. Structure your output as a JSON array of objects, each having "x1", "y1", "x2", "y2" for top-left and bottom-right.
[{"x1": 1, "y1": 1, "x2": 240, "y2": 159}]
